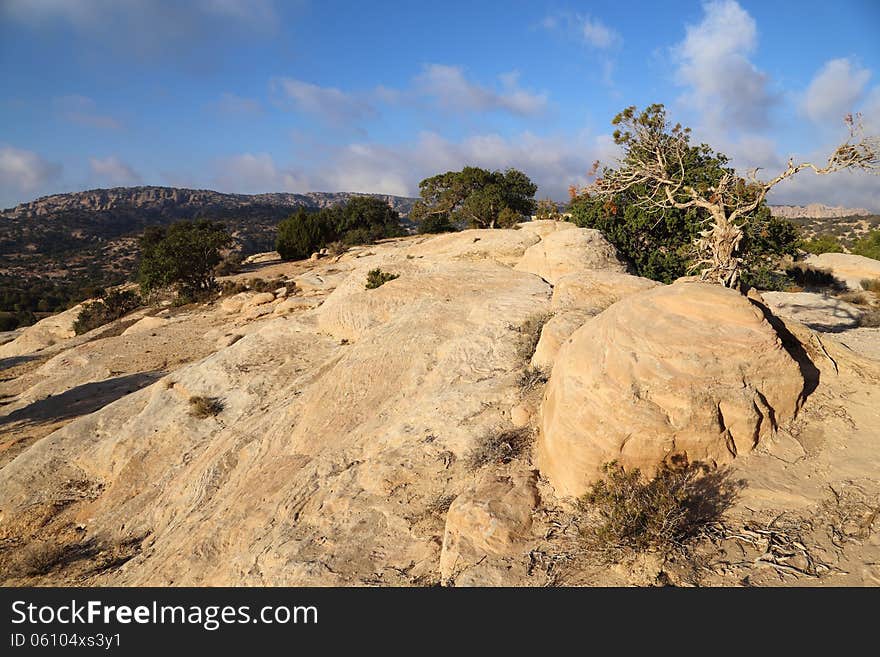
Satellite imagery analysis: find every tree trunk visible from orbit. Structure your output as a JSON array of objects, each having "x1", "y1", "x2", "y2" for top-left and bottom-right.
[{"x1": 694, "y1": 209, "x2": 744, "y2": 288}]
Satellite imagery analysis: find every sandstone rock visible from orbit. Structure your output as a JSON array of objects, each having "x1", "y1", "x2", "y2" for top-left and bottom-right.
[
  {"x1": 220, "y1": 293, "x2": 251, "y2": 315},
  {"x1": 216, "y1": 334, "x2": 243, "y2": 349},
  {"x1": 510, "y1": 404, "x2": 531, "y2": 428},
  {"x1": 405, "y1": 228, "x2": 539, "y2": 267},
  {"x1": 274, "y1": 286, "x2": 288, "y2": 298},
  {"x1": 538, "y1": 282, "x2": 806, "y2": 497},
  {"x1": 273, "y1": 297, "x2": 322, "y2": 314},
  {"x1": 516, "y1": 219, "x2": 577, "y2": 239},
  {"x1": 121, "y1": 316, "x2": 168, "y2": 336},
  {"x1": 294, "y1": 270, "x2": 350, "y2": 293},
  {"x1": 551, "y1": 270, "x2": 660, "y2": 313},
  {"x1": 530, "y1": 310, "x2": 594, "y2": 370},
  {"x1": 514, "y1": 227, "x2": 627, "y2": 284},
  {"x1": 805, "y1": 253, "x2": 880, "y2": 290},
  {"x1": 440, "y1": 471, "x2": 539, "y2": 583},
  {"x1": 246, "y1": 292, "x2": 276, "y2": 308},
  {"x1": 242, "y1": 251, "x2": 280, "y2": 265},
  {"x1": 761, "y1": 291, "x2": 863, "y2": 332},
  {"x1": 0, "y1": 304, "x2": 82, "y2": 358}
]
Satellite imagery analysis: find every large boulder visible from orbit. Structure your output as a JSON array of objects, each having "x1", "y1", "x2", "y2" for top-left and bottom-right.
[
  {"x1": 761, "y1": 291, "x2": 863, "y2": 332},
  {"x1": 514, "y1": 228, "x2": 627, "y2": 284},
  {"x1": 530, "y1": 271, "x2": 660, "y2": 370},
  {"x1": 439, "y1": 471, "x2": 539, "y2": 584},
  {"x1": 805, "y1": 253, "x2": 880, "y2": 290},
  {"x1": 538, "y1": 282, "x2": 807, "y2": 498},
  {"x1": 0, "y1": 304, "x2": 82, "y2": 358}
]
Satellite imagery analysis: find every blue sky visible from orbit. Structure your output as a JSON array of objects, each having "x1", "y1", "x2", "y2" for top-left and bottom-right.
[{"x1": 1, "y1": 0, "x2": 879, "y2": 209}]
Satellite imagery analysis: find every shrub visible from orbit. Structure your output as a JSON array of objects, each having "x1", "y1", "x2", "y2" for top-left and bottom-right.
[
  {"x1": 277, "y1": 198, "x2": 404, "y2": 260},
  {"x1": 579, "y1": 460, "x2": 738, "y2": 556},
  {"x1": 859, "y1": 309, "x2": 880, "y2": 328},
  {"x1": 851, "y1": 229, "x2": 880, "y2": 261},
  {"x1": 417, "y1": 213, "x2": 458, "y2": 234},
  {"x1": 535, "y1": 198, "x2": 562, "y2": 221},
  {"x1": 365, "y1": 268, "x2": 399, "y2": 289},
  {"x1": 515, "y1": 313, "x2": 551, "y2": 362},
  {"x1": 138, "y1": 221, "x2": 233, "y2": 300},
  {"x1": 517, "y1": 366, "x2": 548, "y2": 391},
  {"x1": 214, "y1": 252, "x2": 243, "y2": 276},
  {"x1": 860, "y1": 278, "x2": 880, "y2": 294},
  {"x1": 189, "y1": 395, "x2": 224, "y2": 418},
  {"x1": 785, "y1": 263, "x2": 846, "y2": 291},
  {"x1": 248, "y1": 277, "x2": 286, "y2": 293},
  {"x1": 276, "y1": 208, "x2": 335, "y2": 261},
  {"x1": 73, "y1": 289, "x2": 141, "y2": 335},
  {"x1": 466, "y1": 427, "x2": 533, "y2": 470},
  {"x1": 800, "y1": 234, "x2": 843, "y2": 255}
]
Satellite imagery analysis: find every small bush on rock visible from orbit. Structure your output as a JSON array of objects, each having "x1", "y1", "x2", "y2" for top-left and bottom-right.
[
  {"x1": 579, "y1": 459, "x2": 738, "y2": 557},
  {"x1": 189, "y1": 395, "x2": 224, "y2": 418},
  {"x1": 365, "y1": 268, "x2": 399, "y2": 289},
  {"x1": 861, "y1": 278, "x2": 880, "y2": 294},
  {"x1": 466, "y1": 427, "x2": 533, "y2": 470},
  {"x1": 73, "y1": 289, "x2": 142, "y2": 335},
  {"x1": 515, "y1": 313, "x2": 551, "y2": 362}
]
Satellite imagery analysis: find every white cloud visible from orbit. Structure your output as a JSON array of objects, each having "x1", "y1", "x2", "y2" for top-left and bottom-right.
[
  {"x1": 215, "y1": 92, "x2": 263, "y2": 116},
  {"x1": 55, "y1": 95, "x2": 122, "y2": 130},
  {"x1": 245, "y1": 131, "x2": 614, "y2": 200},
  {"x1": 89, "y1": 156, "x2": 141, "y2": 186},
  {"x1": 674, "y1": 0, "x2": 775, "y2": 131},
  {"x1": 581, "y1": 16, "x2": 618, "y2": 49},
  {"x1": 414, "y1": 65, "x2": 548, "y2": 116},
  {"x1": 271, "y1": 78, "x2": 376, "y2": 124},
  {"x1": 802, "y1": 58, "x2": 872, "y2": 123},
  {"x1": 541, "y1": 12, "x2": 621, "y2": 49},
  {"x1": 212, "y1": 153, "x2": 309, "y2": 193},
  {"x1": 0, "y1": 146, "x2": 62, "y2": 204}
]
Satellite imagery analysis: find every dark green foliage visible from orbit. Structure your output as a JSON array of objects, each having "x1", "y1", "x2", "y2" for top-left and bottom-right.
[
  {"x1": 275, "y1": 208, "x2": 335, "y2": 261},
  {"x1": 365, "y1": 268, "x2": 399, "y2": 289},
  {"x1": 410, "y1": 166, "x2": 537, "y2": 231},
  {"x1": 569, "y1": 194, "x2": 700, "y2": 283},
  {"x1": 138, "y1": 220, "x2": 233, "y2": 299},
  {"x1": 570, "y1": 134, "x2": 800, "y2": 285},
  {"x1": 800, "y1": 234, "x2": 843, "y2": 255},
  {"x1": 214, "y1": 252, "x2": 243, "y2": 276},
  {"x1": 852, "y1": 229, "x2": 880, "y2": 260},
  {"x1": 417, "y1": 213, "x2": 458, "y2": 234},
  {"x1": 580, "y1": 460, "x2": 738, "y2": 555},
  {"x1": 73, "y1": 289, "x2": 142, "y2": 335},
  {"x1": 276, "y1": 198, "x2": 403, "y2": 261},
  {"x1": 785, "y1": 263, "x2": 846, "y2": 291}
]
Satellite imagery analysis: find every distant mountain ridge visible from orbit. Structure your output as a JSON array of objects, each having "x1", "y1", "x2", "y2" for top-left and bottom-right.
[
  {"x1": 2, "y1": 185, "x2": 417, "y2": 219},
  {"x1": 769, "y1": 203, "x2": 872, "y2": 219},
  {"x1": 0, "y1": 186, "x2": 419, "y2": 320}
]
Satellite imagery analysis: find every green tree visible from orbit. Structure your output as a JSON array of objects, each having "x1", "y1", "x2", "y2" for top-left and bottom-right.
[
  {"x1": 138, "y1": 220, "x2": 233, "y2": 298},
  {"x1": 584, "y1": 104, "x2": 879, "y2": 287},
  {"x1": 570, "y1": 138, "x2": 801, "y2": 285},
  {"x1": 800, "y1": 234, "x2": 843, "y2": 255},
  {"x1": 275, "y1": 209, "x2": 336, "y2": 261},
  {"x1": 333, "y1": 196, "x2": 404, "y2": 245},
  {"x1": 411, "y1": 166, "x2": 537, "y2": 230},
  {"x1": 852, "y1": 229, "x2": 880, "y2": 260}
]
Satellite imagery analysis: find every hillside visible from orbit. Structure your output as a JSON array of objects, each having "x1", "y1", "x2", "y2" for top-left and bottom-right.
[
  {"x1": 0, "y1": 186, "x2": 418, "y2": 323},
  {"x1": 1, "y1": 221, "x2": 879, "y2": 586}
]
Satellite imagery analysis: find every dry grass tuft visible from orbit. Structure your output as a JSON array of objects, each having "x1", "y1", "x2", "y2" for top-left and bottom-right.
[
  {"x1": 189, "y1": 395, "x2": 224, "y2": 418},
  {"x1": 466, "y1": 427, "x2": 533, "y2": 470},
  {"x1": 579, "y1": 459, "x2": 740, "y2": 559},
  {"x1": 514, "y1": 313, "x2": 552, "y2": 362}
]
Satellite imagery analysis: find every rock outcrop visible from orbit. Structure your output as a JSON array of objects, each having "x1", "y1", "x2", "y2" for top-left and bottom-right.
[
  {"x1": 805, "y1": 253, "x2": 880, "y2": 290},
  {"x1": 0, "y1": 305, "x2": 82, "y2": 359},
  {"x1": 538, "y1": 282, "x2": 806, "y2": 498}
]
